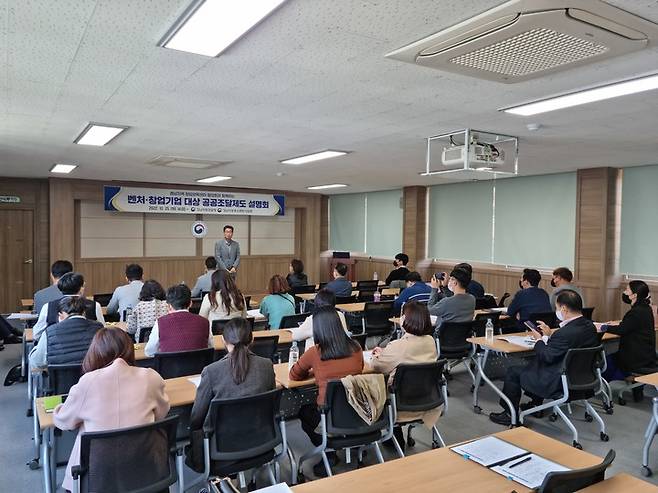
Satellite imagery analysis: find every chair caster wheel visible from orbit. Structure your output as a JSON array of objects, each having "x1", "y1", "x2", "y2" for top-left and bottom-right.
[
  {"x1": 474, "y1": 406, "x2": 482, "y2": 414},
  {"x1": 584, "y1": 412, "x2": 593, "y2": 423},
  {"x1": 618, "y1": 397, "x2": 627, "y2": 406},
  {"x1": 407, "y1": 437, "x2": 415, "y2": 447},
  {"x1": 27, "y1": 459, "x2": 39, "y2": 470},
  {"x1": 642, "y1": 466, "x2": 653, "y2": 477},
  {"x1": 604, "y1": 406, "x2": 614, "y2": 415},
  {"x1": 549, "y1": 413, "x2": 558, "y2": 422},
  {"x1": 573, "y1": 441, "x2": 583, "y2": 450},
  {"x1": 431, "y1": 441, "x2": 440, "y2": 449},
  {"x1": 600, "y1": 432, "x2": 609, "y2": 442}
]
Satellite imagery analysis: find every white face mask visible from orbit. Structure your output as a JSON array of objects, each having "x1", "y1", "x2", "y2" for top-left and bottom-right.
[{"x1": 555, "y1": 309, "x2": 564, "y2": 322}]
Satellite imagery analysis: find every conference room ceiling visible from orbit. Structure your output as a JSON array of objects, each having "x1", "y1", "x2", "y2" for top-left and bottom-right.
[{"x1": 1, "y1": 0, "x2": 658, "y2": 194}]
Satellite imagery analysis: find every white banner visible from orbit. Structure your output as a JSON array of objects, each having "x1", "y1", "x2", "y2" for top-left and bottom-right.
[{"x1": 104, "y1": 186, "x2": 284, "y2": 216}]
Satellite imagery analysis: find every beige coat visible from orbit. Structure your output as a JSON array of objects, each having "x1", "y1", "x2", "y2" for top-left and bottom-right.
[
  {"x1": 53, "y1": 358, "x2": 170, "y2": 492},
  {"x1": 370, "y1": 333, "x2": 442, "y2": 426}
]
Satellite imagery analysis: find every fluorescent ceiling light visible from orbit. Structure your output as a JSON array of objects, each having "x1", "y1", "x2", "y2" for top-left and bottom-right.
[
  {"x1": 503, "y1": 73, "x2": 658, "y2": 116},
  {"x1": 50, "y1": 164, "x2": 77, "y2": 174},
  {"x1": 281, "y1": 150, "x2": 348, "y2": 165},
  {"x1": 307, "y1": 184, "x2": 348, "y2": 190},
  {"x1": 196, "y1": 175, "x2": 232, "y2": 183},
  {"x1": 161, "y1": 0, "x2": 286, "y2": 57},
  {"x1": 75, "y1": 123, "x2": 128, "y2": 146}
]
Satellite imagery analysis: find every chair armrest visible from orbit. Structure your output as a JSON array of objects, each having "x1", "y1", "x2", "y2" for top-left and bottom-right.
[{"x1": 71, "y1": 465, "x2": 85, "y2": 479}]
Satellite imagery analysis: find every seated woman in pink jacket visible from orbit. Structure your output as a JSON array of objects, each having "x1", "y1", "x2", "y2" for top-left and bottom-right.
[{"x1": 53, "y1": 326, "x2": 170, "y2": 492}]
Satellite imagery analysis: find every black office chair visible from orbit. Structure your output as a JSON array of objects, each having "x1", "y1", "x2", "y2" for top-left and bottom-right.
[
  {"x1": 582, "y1": 307, "x2": 595, "y2": 321},
  {"x1": 318, "y1": 282, "x2": 328, "y2": 290},
  {"x1": 355, "y1": 280, "x2": 379, "y2": 291},
  {"x1": 473, "y1": 312, "x2": 501, "y2": 337},
  {"x1": 199, "y1": 389, "x2": 288, "y2": 490},
  {"x1": 498, "y1": 292, "x2": 511, "y2": 307},
  {"x1": 279, "y1": 313, "x2": 311, "y2": 329},
  {"x1": 475, "y1": 295, "x2": 497, "y2": 310},
  {"x1": 537, "y1": 449, "x2": 615, "y2": 492},
  {"x1": 244, "y1": 296, "x2": 252, "y2": 310},
  {"x1": 351, "y1": 333, "x2": 367, "y2": 350},
  {"x1": 212, "y1": 317, "x2": 255, "y2": 336},
  {"x1": 389, "y1": 360, "x2": 449, "y2": 456},
  {"x1": 153, "y1": 347, "x2": 215, "y2": 379},
  {"x1": 519, "y1": 345, "x2": 609, "y2": 449},
  {"x1": 71, "y1": 415, "x2": 181, "y2": 493},
  {"x1": 360, "y1": 301, "x2": 394, "y2": 347},
  {"x1": 201, "y1": 291, "x2": 210, "y2": 299},
  {"x1": 297, "y1": 378, "x2": 394, "y2": 478},
  {"x1": 136, "y1": 326, "x2": 153, "y2": 344},
  {"x1": 529, "y1": 311, "x2": 558, "y2": 328},
  {"x1": 45, "y1": 363, "x2": 83, "y2": 396},
  {"x1": 436, "y1": 321, "x2": 476, "y2": 385},
  {"x1": 335, "y1": 295, "x2": 357, "y2": 304},
  {"x1": 250, "y1": 335, "x2": 279, "y2": 362},
  {"x1": 291, "y1": 285, "x2": 316, "y2": 295},
  {"x1": 92, "y1": 293, "x2": 113, "y2": 307},
  {"x1": 357, "y1": 290, "x2": 376, "y2": 302},
  {"x1": 189, "y1": 298, "x2": 202, "y2": 315}
]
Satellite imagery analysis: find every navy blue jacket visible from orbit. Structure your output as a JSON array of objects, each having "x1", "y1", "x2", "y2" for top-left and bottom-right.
[
  {"x1": 324, "y1": 277, "x2": 353, "y2": 297},
  {"x1": 394, "y1": 282, "x2": 432, "y2": 314},
  {"x1": 506, "y1": 286, "x2": 552, "y2": 322},
  {"x1": 467, "y1": 280, "x2": 485, "y2": 298}
]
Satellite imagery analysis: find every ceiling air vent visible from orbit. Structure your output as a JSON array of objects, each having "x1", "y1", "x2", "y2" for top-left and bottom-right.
[
  {"x1": 386, "y1": 0, "x2": 658, "y2": 83},
  {"x1": 147, "y1": 155, "x2": 232, "y2": 169}
]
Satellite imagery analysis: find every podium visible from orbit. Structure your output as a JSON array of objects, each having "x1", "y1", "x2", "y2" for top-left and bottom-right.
[{"x1": 329, "y1": 258, "x2": 356, "y2": 282}]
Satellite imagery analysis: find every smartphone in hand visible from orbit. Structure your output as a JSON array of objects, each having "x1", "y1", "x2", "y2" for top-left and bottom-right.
[{"x1": 524, "y1": 320, "x2": 542, "y2": 336}]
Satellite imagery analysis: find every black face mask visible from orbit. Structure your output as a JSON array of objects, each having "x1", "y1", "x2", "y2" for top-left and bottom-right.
[
  {"x1": 622, "y1": 293, "x2": 632, "y2": 305},
  {"x1": 393, "y1": 261, "x2": 398, "y2": 267},
  {"x1": 550, "y1": 279, "x2": 557, "y2": 288}
]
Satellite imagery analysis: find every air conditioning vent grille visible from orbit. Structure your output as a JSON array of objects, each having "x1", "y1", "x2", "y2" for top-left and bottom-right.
[{"x1": 449, "y1": 27, "x2": 608, "y2": 78}]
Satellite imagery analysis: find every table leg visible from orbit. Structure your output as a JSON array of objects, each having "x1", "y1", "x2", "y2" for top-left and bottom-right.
[
  {"x1": 50, "y1": 428, "x2": 57, "y2": 492},
  {"x1": 41, "y1": 428, "x2": 52, "y2": 493},
  {"x1": 472, "y1": 348, "x2": 516, "y2": 426}
]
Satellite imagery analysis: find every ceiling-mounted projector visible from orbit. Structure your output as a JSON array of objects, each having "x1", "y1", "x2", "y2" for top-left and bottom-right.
[{"x1": 441, "y1": 143, "x2": 505, "y2": 168}]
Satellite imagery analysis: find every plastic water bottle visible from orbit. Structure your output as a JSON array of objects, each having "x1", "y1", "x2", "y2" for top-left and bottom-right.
[
  {"x1": 485, "y1": 318, "x2": 494, "y2": 343},
  {"x1": 373, "y1": 290, "x2": 381, "y2": 302},
  {"x1": 288, "y1": 341, "x2": 299, "y2": 369},
  {"x1": 373, "y1": 271, "x2": 378, "y2": 281}
]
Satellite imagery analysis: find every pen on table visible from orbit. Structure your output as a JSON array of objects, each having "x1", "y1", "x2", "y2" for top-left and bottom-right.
[{"x1": 509, "y1": 456, "x2": 532, "y2": 468}]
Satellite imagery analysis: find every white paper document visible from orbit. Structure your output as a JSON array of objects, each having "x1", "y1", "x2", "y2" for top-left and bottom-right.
[
  {"x1": 498, "y1": 335, "x2": 536, "y2": 349},
  {"x1": 430, "y1": 315, "x2": 438, "y2": 325},
  {"x1": 7, "y1": 313, "x2": 38, "y2": 320},
  {"x1": 491, "y1": 453, "x2": 570, "y2": 489},
  {"x1": 489, "y1": 307, "x2": 508, "y2": 313},
  {"x1": 252, "y1": 484, "x2": 293, "y2": 493},
  {"x1": 451, "y1": 436, "x2": 528, "y2": 467},
  {"x1": 187, "y1": 376, "x2": 201, "y2": 388},
  {"x1": 247, "y1": 309, "x2": 265, "y2": 319}
]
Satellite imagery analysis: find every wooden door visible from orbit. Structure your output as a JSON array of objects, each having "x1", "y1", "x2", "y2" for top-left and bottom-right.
[{"x1": 0, "y1": 210, "x2": 34, "y2": 312}]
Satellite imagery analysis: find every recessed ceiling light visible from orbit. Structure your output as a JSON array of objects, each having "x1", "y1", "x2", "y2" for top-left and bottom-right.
[
  {"x1": 160, "y1": 0, "x2": 286, "y2": 57},
  {"x1": 74, "y1": 123, "x2": 128, "y2": 146},
  {"x1": 502, "y1": 73, "x2": 658, "y2": 116},
  {"x1": 307, "y1": 184, "x2": 348, "y2": 190},
  {"x1": 281, "y1": 150, "x2": 349, "y2": 165},
  {"x1": 196, "y1": 175, "x2": 232, "y2": 183},
  {"x1": 50, "y1": 164, "x2": 78, "y2": 174}
]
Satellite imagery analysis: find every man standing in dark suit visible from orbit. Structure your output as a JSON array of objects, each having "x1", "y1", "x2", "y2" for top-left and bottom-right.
[{"x1": 490, "y1": 290, "x2": 599, "y2": 426}]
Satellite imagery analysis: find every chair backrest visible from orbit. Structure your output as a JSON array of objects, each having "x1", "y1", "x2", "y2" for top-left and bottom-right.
[
  {"x1": 92, "y1": 293, "x2": 113, "y2": 307},
  {"x1": 323, "y1": 380, "x2": 390, "y2": 436},
  {"x1": 318, "y1": 282, "x2": 328, "y2": 290},
  {"x1": 335, "y1": 295, "x2": 357, "y2": 304},
  {"x1": 389, "y1": 280, "x2": 407, "y2": 290},
  {"x1": 244, "y1": 296, "x2": 251, "y2": 310},
  {"x1": 201, "y1": 290, "x2": 210, "y2": 299},
  {"x1": 291, "y1": 284, "x2": 316, "y2": 295},
  {"x1": 529, "y1": 311, "x2": 557, "y2": 328},
  {"x1": 211, "y1": 317, "x2": 255, "y2": 336},
  {"x1": 189, "y1": 298, "x2": 202, "y2": 314},
  {"x1": 153, "y1": 347, "x2": 215, "y2": 379},
  {"x1": 498, "y1": 292, "x2": 511, "y2": 307},
  {"x1": 582, "y1": 307, "x2": 595, "y2": 321},
  {"x1": 47, "y1": 363, "x2": 83, "y2": 395},
  {"x1": 436, "y1": 321, "x2": 475, "y2": 358},
  {"x1": 279, "y1": 313, "x2": 311, "y2": 329},
  {"x1": 249, "y1": 336, "x2": 279, "y2": 361},
  {"x1": 351, "y1": 333, "x2": 367, "y2": 350},
  {"x1": 207, "y1": 389, "x2": 282, "y2": 461},
  {"x1": 391, "y1": 360, "x2": 447, "y2": 412},
  {"x1": 362, "y1": 301, "x2": 394, "y2": 335},
  {"x1": 561, "y1": 345, "x2": 605, "y2": 392},
  {"x1": 473, "y1": 312, "x2": 501, "y2": 337},
  {"x1": 356, "y1": 280, "x2": 379, "y2": 291},
  {"x1": 137, "y1": 326, "x2": 153, "y2": 344},
  {"x1": 537, "y1": 449, "x2": 615, "y2": 493},
  {"x1": 357, "y1": 290, "x2": 376, "y2": 302},
  {"x1": 75, "y1": 415, "x2": 179, "y2": 493},
  {"x1": 475, "y1": 295, "x2": 498, "y2": 310}
]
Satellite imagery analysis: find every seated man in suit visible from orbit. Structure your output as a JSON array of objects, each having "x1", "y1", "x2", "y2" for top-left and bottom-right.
[
  {"x1": 29, "y1": 296, "x2": 103, "y2": 370},
  {"x1": 144, "y1": 284, "x2": 214, "y2": 357},
  {"x1": 506, "y1": 268, "x2": 552, "y2": 328},
  {"x1": 394, "y1": 271, "x2": 432, "y2": 315},
  {"x1": 33, "y1": 260, "x2": 73, "y2": 315},
  {"x1": 106, "y1": 263, "x2": 144, "y2": 321},
  {"x1": 191, "y1": 256, "x2": 217, "y2": 298},
  {"x1": 33, "y1": 272, "x2": 104, "y2": 341},
  {"x1": 324, "y1": 262, "x2": 353, "y2": 298},
  {"x1": 489, "y1": 290, "x2": 599, "y2": 426}
]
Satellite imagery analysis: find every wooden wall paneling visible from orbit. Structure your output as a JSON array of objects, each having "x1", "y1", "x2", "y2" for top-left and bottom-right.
[
  {"x1": 402, "y1": 186, "x2": 427, "y2": 265},
  {"x1": 320, "y1": 196, "x2": 329, "y2": 252}
]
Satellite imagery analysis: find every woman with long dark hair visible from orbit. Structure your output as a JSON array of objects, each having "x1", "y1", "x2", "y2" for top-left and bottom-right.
[
  {"x1": 603, "y1": 280, "x2": 656, "y2": 382},
  {"x1": 188, "y1": 318, "x2": 275, "y2": 471},
  {"x1": 290, "y1": 306, "x2": 363, "y2": 475},
  {"x1": 286, "y1": 289, "x2": 349, "y2": 350},
  {"x1": 199, "y1": 269, "x2": 246, "y2": 322},
  {"x1": 53, "y1": 327, "x2": 169, "y2": 492}
]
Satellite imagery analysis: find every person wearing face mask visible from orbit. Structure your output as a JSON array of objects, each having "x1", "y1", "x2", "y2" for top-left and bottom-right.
[
  {"x1": 600, "y1": 280, "x2": 656, "y2": 382},
  {"x1": 490, "y1": 290, "x2": 598, "y2": 426},
  {"x1": 549, "y1": 267, "x2": 584, "y2": 311},
  {"x1": 506, "y1": 268, "x2": 552, "y2": 329},
  {"x1": 428, "y1": 267, "x2": 476, "y2": 330},
  {"x1": 386, "y1": 253, "x2": 410, "y2": 287}
]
